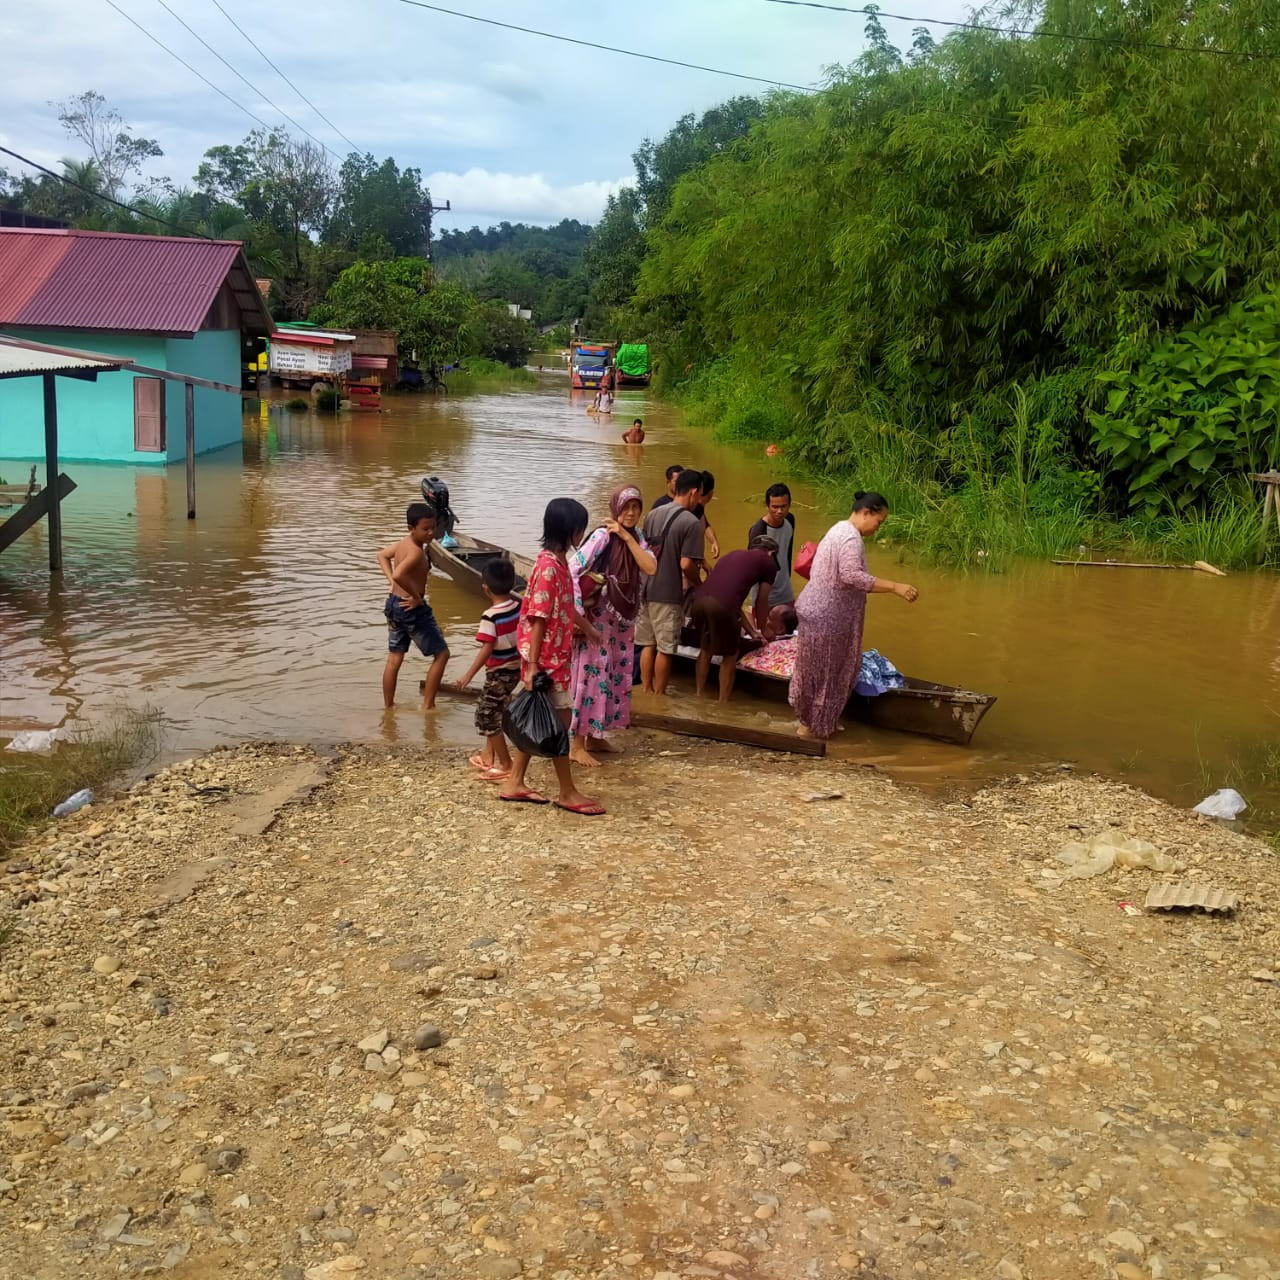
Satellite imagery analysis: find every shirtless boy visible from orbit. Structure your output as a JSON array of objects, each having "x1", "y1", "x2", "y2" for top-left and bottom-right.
[
  {"x1": 621, "y1": 417, "x2": 645, "y2": 444},
  {"x1": 377, "y1": 502, "x2": 450, "y2": 709}
]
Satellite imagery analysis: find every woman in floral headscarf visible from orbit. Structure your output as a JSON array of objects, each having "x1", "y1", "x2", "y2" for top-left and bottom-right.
[{"x1": 568, "y1": 484, "x2": 657, "y2": 766}]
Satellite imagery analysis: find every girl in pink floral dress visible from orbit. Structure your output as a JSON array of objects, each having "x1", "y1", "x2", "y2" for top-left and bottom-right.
[
  {"x1": 499, "y1": 498, "x2": 606, "y2": 814},
  {"x1": 568, "y1": 485, "x2": 657, "y2": 766},
  {"x1": 789, "y1": 492, "x2": 919, "y2": 740}
]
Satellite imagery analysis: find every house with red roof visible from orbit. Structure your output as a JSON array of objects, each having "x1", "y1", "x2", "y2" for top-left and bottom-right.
[{"x1": 0, "y1": 228, "x2": 271, "y2": 464}]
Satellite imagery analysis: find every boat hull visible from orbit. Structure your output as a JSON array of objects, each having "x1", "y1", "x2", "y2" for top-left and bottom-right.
[
  {"x1": 428, "y1": 534, "x2": 535, "y2": 595},
  {"x1": 674, "y1": 644, "x2": 995, "y2": 746}
]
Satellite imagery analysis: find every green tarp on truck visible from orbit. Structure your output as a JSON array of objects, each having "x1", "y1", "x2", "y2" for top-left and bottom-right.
[{"x1": 616, "y1": 344, "x2": 650, "y2": 377}]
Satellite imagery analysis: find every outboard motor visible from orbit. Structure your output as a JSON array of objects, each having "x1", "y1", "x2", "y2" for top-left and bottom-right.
[{"x1": 421, "y1": 476, "x2": 458, "y2": 538}]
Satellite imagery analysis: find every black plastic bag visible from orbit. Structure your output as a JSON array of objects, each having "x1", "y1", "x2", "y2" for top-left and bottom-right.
[{"x1": 502, "y1": 671, "x2": 570, "y2": 758}]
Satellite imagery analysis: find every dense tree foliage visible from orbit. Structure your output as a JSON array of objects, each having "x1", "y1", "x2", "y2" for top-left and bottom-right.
[
  {"x1": 626, "y1": 0, "x2": 1280, "y2": 516},
  {"x1": 0, "y1": 94, "x2": 570, "y2": 360},
  {"x1": 433, "y1": 219, "x2": 589, "y2": 326},
  {"x1": 308, "y1": 257, "x2": 535, "y2": 368},
  {"x1": 580, "y1": 97, "x2": 766, "y2": 332}
]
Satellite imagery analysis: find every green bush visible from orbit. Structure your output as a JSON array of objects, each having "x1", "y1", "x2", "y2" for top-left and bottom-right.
[
  {"x1": 284, "y1": 397, "x2": 308, "y2": 412},
  {"x1": 315, "y1": 388, "x2": 341, "y2": 412},
  {"x1": 1090, "y1": 293, "x2": 1280, "y2": 515}
]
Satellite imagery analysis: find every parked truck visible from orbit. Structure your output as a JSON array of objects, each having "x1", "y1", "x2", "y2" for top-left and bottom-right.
[{"x1": 570, "y1": 341, "x2": 616, "y2": 390}]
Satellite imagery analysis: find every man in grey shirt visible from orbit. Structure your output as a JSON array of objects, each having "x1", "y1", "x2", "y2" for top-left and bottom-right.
[
  {"x1": 636, "y1": 469, "x2": 705, "y2": 694},
  {"x1": 748, "y1": 483, "x2": 797, "y2": 606}
]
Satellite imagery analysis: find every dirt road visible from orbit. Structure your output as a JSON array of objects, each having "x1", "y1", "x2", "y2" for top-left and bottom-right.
[{"x1": 2, "y1": 740, "x2": 1278, "y2": 1280}]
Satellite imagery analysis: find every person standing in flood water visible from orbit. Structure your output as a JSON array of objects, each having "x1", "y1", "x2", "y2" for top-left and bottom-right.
[
  {"x1": 636, "y1": 470, "x2": 705, "y2": 695},
  {"x1": 650, "y1": 464, "x2": 685, "y2": 509},
  {"x1": 790, "y1": 492, "x2": 917, "y2": 740},
  {"x1": 377, "y1": 502, "x2": 451, "y2": 710},
  {"x1": 748, "y1": 483, "x2": 797, "y2": 608}
]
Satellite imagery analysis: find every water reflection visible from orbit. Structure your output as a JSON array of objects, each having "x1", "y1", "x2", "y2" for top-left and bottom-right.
[{"x1": 1, "y1": 377, "x2": 1277, "y2": 817}]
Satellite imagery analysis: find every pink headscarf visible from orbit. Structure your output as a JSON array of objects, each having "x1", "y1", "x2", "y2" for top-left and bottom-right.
[{"x1": 603, "y1": 484, "x2": 643, "y2": 623}]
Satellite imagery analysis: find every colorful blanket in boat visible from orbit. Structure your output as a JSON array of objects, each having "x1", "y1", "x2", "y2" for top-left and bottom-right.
[{"x1": 737, "y1": 638, "x2": 905, "y2": 697}]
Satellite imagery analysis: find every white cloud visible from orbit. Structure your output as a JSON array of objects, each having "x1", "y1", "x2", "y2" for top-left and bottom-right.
[
  {"x1": 2, "y1": 0, "x2": 978, "y2": 227},
  {"x1": 428, "y1": 169, "x2": 632, "y2": 227}
]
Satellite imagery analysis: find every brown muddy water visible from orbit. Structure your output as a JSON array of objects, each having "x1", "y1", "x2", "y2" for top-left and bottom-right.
[{"x1": 2, "y1": 377, "x2": 1278, "y2": 820}]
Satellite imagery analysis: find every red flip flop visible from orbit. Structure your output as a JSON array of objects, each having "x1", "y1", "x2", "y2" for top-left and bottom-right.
[
  {"x1": 553, "y1": 800, "x2": 607, "y2": 816},
  {"x1": 499, "y1": 790, "x2": 549, "y2": 804}
]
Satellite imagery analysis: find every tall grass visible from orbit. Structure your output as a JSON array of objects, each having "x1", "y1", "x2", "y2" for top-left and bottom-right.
[
  {"x1": 447, "y1": 359, "x2": 537, "y2": 393},
  {"x1": 677, "y1": 359, "x2": 1278, "y2": 572},
  {"x1": 0, "y1": 708, "x2": 161, "y2": 855},
  {"x1": 1118, "y1": 476, "x2": 1275, "y2": 569}
]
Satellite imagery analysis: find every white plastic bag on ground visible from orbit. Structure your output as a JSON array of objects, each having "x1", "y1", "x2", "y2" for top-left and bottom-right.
[
  {"x1": 1054, "y1": 839, "x2": 1117, "y2": 880},
  {"x1": 1052, "y1": 831, "x2": 1182, "y2": 880},
  {"x1": 1193, "y1": 789, "x2": 1248, "y2": 821},
  {"x1": 5, "y1": 729, "x2": 60, "y2": 752}
]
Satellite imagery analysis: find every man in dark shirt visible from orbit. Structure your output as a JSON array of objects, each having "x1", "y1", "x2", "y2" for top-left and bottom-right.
[
  {"x1": 650, "y1": 464, "x2": 685, "y2": 510},
  {"x1": 689, "y1": 535, "x2": 778, "y2": 702},
  {"x1": 654, "y1": 468, "x2": 719, "y2": 563}
]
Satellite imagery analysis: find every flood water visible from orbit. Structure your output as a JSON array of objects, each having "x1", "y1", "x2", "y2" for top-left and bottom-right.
[{"x1": 2, "y1": 376, "x2": 1278, "y2": 819}]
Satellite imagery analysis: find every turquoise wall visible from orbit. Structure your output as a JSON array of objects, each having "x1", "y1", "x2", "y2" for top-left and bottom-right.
[
  {"x1": 163, "y1": 330, "x2": 242, "y2": 462},
  {"x1": 0, "y1": 328, "x2": 243, "y2": 465}
]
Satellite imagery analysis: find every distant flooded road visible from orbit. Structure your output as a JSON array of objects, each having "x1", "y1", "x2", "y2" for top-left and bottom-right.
[{"x1": 2, "y1": 376, "x2": 1278, "y2": 816}]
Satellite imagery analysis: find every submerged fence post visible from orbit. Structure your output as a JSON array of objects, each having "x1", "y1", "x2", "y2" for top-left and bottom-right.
[
  {"x1": 42, "y1": 372, "x2": 62, "y2": 572},
  {"x1": 185, "y1": 380, "x2": 196, "y2": 520},
  {"x1": 1254, "y1": 471, "x2": 1280, "y2": 564}
]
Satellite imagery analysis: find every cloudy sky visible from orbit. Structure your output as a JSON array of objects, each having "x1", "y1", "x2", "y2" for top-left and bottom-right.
[{"x1": 2, "y1": 0, "x2": 974, "y2": 230}]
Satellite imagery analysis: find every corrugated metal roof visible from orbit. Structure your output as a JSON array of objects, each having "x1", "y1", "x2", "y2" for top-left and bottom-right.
[
  {"x1": 0, "y1": 333, "x2": 127, "y2": 380},
  {"x1": 0, "y1": 228, "x2": 271, "y2": 337}
]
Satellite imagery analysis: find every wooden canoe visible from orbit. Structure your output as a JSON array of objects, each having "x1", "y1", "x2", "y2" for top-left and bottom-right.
[
  {"x1": 433, "y1": 529, "x2": 996, "y2": 746},
  {"x1": 673, "y1": 641, "x2": 996, "y2": 747},
  {"x1": 428, "y1": 532, "x2": 536, "y2": 594}
]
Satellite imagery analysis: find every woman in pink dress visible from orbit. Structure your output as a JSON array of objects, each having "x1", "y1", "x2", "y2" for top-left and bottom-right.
[
  {"x1": 789, "y1": 491, "x2": 919, "y2": 740},
  {"x1": 568, "y1": 484, "x2": 657, "y2": 765}
]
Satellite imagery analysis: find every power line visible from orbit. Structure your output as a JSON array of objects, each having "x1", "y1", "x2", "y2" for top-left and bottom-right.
[
  {"x1": 148, "y1": 0, "x2": 340, "y2": 159},
  {"x1": 207, "y1": 0, "x2": 361, "y2": 154},
  {"x1": 0, "y1": 144, "x2": 213, "y2": 239},
  {"x1": 395, "y1": 0, "x2": 816, "y2": 92},
  {"x1": 102, "y1": 0, "x2": 276, "y2": 135},
  {"x1": 764, "y1": 0, "x2": 1280, "y2": 61}
]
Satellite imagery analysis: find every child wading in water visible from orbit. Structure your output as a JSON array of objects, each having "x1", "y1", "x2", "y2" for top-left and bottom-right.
[
  {"x1": 499, "y1": 498, "x2": 606, "y2": 815},
  {"x1": 377, "y1": 502, "x2": 450, "y2": 709},
  {"x1": 453, "y1": 559, "x2": 522, "y2": 781}
]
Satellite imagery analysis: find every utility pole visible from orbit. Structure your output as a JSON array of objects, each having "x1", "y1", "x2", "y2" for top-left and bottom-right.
[{"x1": 424, "y1": 198, "x2": 451, "y2": 262}]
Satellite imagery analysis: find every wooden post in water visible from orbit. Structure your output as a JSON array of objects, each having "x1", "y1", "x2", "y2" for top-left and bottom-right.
[
  {"x1": 185, "y1": 380, "x2": 196, "y2": 520},
  {"x1": 41, "y1": 372, "x2": 62, "y2": 573},
  {"x1": 1253, "y1": 471, "x2": 1280, "y2": 564}
]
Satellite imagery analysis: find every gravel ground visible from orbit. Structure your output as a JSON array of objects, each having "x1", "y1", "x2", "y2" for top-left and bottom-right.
[{"x1": 1, "y1": 738, "x2": 1278, "y2": 1280}]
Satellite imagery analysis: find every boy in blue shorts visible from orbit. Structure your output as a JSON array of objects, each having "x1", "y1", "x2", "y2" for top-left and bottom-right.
[{"x1": 377, "y1": 502, "x2": 450, "y2": 708}]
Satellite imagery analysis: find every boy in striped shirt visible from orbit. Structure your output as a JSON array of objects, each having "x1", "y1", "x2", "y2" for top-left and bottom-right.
[{"x1": 454, "y1": 559, "x2": 522, "y2": 780}]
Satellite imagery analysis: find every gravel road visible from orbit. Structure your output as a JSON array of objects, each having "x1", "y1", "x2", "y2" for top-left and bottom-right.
[{"x1": 2, "y1": 739, "x2": 1278, "y2": 1280}]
